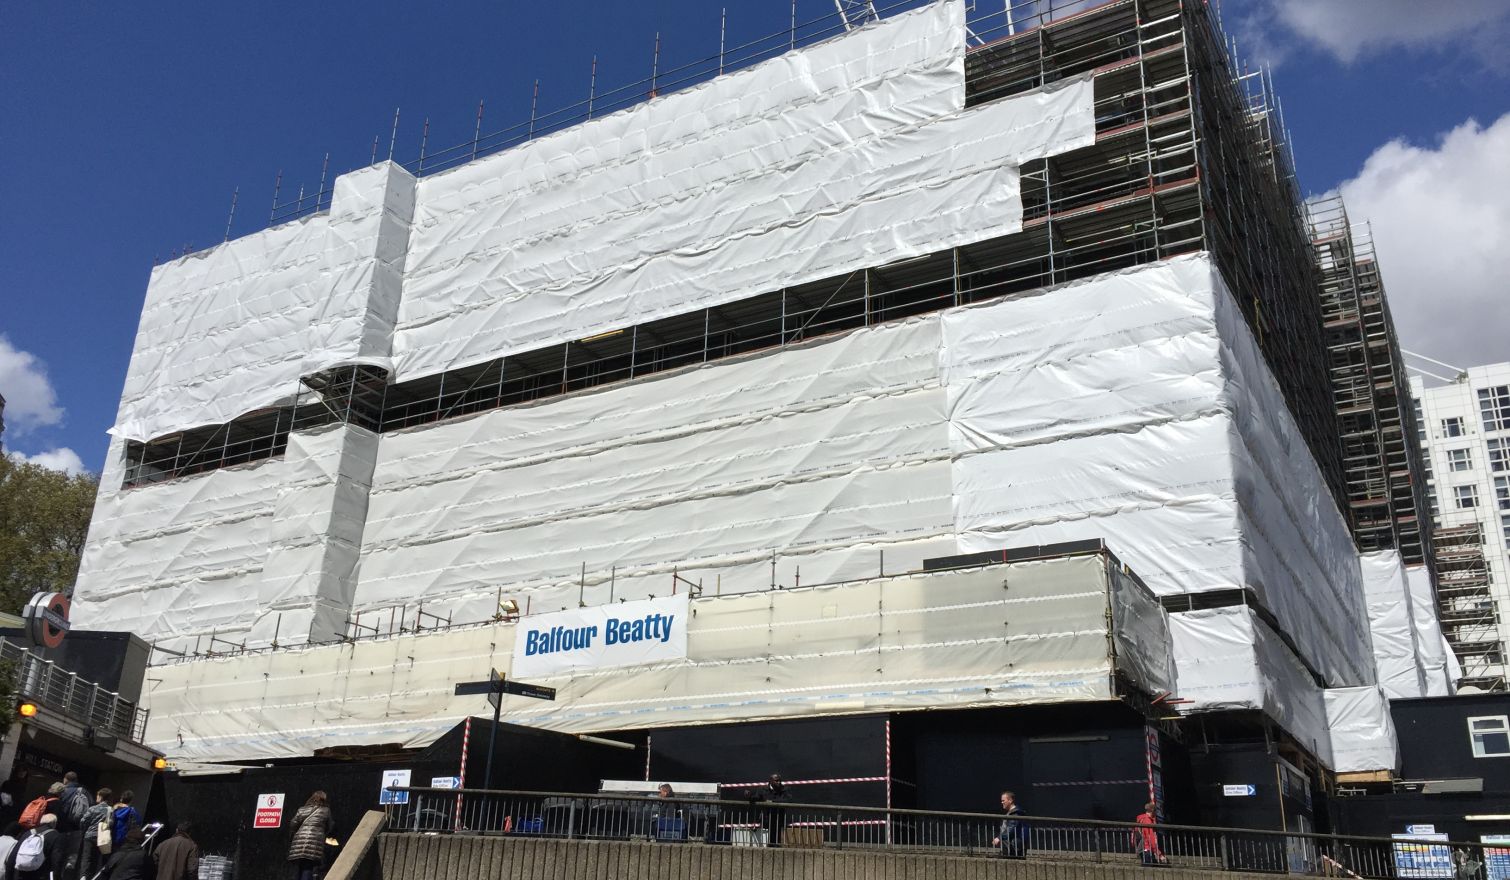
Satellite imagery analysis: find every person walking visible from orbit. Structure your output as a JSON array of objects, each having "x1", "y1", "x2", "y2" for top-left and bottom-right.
[
  {"x1": 51, "y1": 771, "x2": 91, "y2": 880},
  {"x1": 19, "y1": 783, "x2": 63, "y2": 830},
  {"x1": 152, "y1": 823, "x2": 200, "y2": 880},
  {"x1": 991, "y1": 791, "x2": 1028, "y2": 859},
  {"x1": 1134, "y1": 802, "x2": 1166, "y2": 866},
  {"x1": 99, "y1": 827, "x2": 151, "y2": 880},
  {"x1": 7, "y1": 814, "x2": 67, "y2": 880},
  {"x1": 110, "y1": 792, "x2": 142, "y2": 850},
  {"x1": 79, "y1": 788, "x2": 114, "y2": 880},
  {"x1": 0, "y1": 770, "x2": 28, "y2": 829},
  {"x1": 58, "y1": 773, "x2": 91, "y2": 831},
  {"x1": 287, "y1": 791, "x2": 333, "y2": 880},
  {"x1": 0, "y1": 821, "x2": 22, "y2": 872}
]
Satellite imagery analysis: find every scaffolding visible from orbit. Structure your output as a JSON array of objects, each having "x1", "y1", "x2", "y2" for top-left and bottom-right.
[
  {"x1": 1306, "y1": 196, "x2": 1434, "y2": 564},
  {"x1": 1432, "y1": 522, "x2": 1505, "y2": 691},
  {"x1": 124, "y1": 0, "x2": 1345, "y2": 528}
]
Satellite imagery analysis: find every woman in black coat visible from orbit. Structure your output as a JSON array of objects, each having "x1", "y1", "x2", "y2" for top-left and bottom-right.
[{"x1": 287, "y1": 791, "x2": 334, "y2": 880}]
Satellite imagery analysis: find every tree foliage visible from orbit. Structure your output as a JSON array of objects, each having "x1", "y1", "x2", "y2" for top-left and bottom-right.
[{"x1": 0, "y1": 455, "x2": 98, "y2": 615}]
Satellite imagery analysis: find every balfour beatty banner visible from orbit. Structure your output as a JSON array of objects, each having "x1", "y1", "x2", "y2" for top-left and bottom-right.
[{"x1": 512, "y1": 595, "x2": 689, "y2": 678}]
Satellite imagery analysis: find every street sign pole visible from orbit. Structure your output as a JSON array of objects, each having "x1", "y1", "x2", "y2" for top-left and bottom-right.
[
  {"x1": 484, "y1": 669, "x2": 502, "y2": 791},
  {"x1": 452, "y1": 669, "x2": 555, "y2": 792}
]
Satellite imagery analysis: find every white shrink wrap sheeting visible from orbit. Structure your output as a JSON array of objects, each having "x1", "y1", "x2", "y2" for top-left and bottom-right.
[
  {"x1": 1406, "y1": 565, "x2": 1458, "y2": 696},
  {"x1": 111, "y1": 163, "x2": 416, "y2": 442},
  {"x1": 1169, "y1": 606, "x2": 1333, "y2": 767},
  {"x1": 73, "y1": 425, "x2": 382, "y2": 652},
  {"x1": 143, "y1": 555, "x2": 1171, "y2": 762},
  {"x1": 72, "y1": 454, "x2": 288, "y2": 646},
  {"x1": 1324, "y1": 686, "x2": 1400, "y2": 774},
  {"x1": 1359, "y1": 551, "x2": 1428, "y2": 699},
  {"x1": 358, "y1": 316, "x2": 955, "y2": 622},
  {"x1": 942, "y1": 255, "x2": 1373, "y2": 688},
  {"x1": 1111, "y1": 564, "x2": 1177, "y2": 697},
  {"x1": 393, "y1": 1, "x2": 1096, "y2": 379}
]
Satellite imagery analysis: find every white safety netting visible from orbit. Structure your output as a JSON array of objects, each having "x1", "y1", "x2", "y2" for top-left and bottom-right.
[
  {"x1": 1324, "y1": 685, "x2": 1400, "y2": 773},
  {"x1": 942, "y1": 256, "x2": 1373, "y2": 688},
  {"x1": 72, "y1": 425, "x2": 380, "y2": 647},
  {"x1": 1359, "y1": 550, "x2": 1429, "y2": 699},
  {"x1": 1169, "y1": 606, "x2": 1334, "y2": 767},
  {"x1": 141, "y1": 556, "x2": 1171, "y2": 762},
  {"x1": 358, "y1": 314, "x2": 956, "y2": 624},
  {"x1": 392, "y1": 1, "x2": 1094, "y2": 379},
  {"x1": 1406, "y1": 564, "x2": 1459, "y2": 696},
  {"x1": 109, "y1": 163, "x2": 415, "y2": 442}
]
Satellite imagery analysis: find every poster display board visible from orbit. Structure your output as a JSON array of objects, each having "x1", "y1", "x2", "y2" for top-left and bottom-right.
[
  {"x1": 379, "y1": 769, "x2": 412, "y2": 805},
  {"x1": 1392, "y1": 833, "x2": 1453, "y2": 879}
]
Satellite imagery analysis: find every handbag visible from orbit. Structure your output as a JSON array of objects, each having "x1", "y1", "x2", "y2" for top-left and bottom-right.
[{"x1": 96, "y1": 818, "x2": 113, "y2": 854}]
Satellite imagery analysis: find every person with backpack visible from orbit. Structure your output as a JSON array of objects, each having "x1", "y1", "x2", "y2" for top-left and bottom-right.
[
  {"x1": 99, "y1": 827, "x2": 150, "y2": 880},
  {"x1": 0, "y1": 822, "x2": 23, "y2": 874},
  {"x1": 58, "y1": 773, "x2": 91, "y2": 832},
  {"x1": 110, "y1": 792, "x2": 141, "y2": 850},
  {"x1": 79, "y1": 788, "x2": 114, "y2": 880},
  {"x1": 6, "y1": 813, "x2": 65, "y2": 880},
  {"x1": 18, "y1": 784, "x2": 62, "y2": 831}
]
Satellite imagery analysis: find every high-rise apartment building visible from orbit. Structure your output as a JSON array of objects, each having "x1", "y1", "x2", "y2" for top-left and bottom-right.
[{"x1": 1411, "y1": 364, "x2": 1510, "y2": 690}]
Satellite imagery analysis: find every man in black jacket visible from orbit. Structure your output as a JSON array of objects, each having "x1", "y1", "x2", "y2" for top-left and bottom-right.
[{"x1": 991, "y1": 791, "x2": 1028, "y2": 859}]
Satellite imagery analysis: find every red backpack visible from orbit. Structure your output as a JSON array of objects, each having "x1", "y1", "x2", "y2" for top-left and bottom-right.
[{"x1": 18, "y1": 795, "x2": 51, "y2": 829}]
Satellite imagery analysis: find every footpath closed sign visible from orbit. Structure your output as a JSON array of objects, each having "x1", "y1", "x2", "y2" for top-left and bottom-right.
[
  {"x1": 512, "y1": 594, "x2": 689, "y2": 678},
  {"x1": 254, "y1": 793, "x2": 285, "y2": 829}
]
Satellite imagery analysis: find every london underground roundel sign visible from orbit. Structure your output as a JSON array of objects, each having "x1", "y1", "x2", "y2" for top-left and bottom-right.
[{"x1": 23, "y1": 592, "x2": 71, "y2": 649}]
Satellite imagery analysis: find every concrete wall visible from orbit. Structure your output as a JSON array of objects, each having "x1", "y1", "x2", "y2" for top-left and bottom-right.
[{"x1": 375, "y1": 834, "x2": 1271, "y2": 880}]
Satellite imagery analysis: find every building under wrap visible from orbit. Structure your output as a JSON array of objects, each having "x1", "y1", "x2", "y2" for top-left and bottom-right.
[{"x1": 70, "y1": 0, "x2": 1454, "y2": 812}]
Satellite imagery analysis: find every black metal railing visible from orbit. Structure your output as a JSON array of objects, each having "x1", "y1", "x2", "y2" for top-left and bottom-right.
[
  {"x1": 1, "y1": 640, "x2": 151, "y2": 743},
  {"x1": 383, "y1": 786, "x2": 1486, "y2": 879}
]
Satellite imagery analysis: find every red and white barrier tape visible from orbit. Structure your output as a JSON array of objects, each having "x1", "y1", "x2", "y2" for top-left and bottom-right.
[
  {"x1": 720, "y1": 775, "x2": 888, "y2": 789},
  {"x1": 455, "y1": 716, "x2": 470, "y2": 832}
]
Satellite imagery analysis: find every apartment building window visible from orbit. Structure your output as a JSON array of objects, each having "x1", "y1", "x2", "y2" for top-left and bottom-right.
[
  {"x1": 1449, "y1": 449, "x2": 1474, "y2": 472},
  {"x1": 1497, "y1": 475, "x2": 1510, "y2": 512},
  {"x1": 1483, "y1": 385, "x2": 1510, "y2": 433},
  {"x1": 1471, "y1": 716, "x2": 1510, "y2": 757},
  {"x1": 1457, "y1": 485, "x2": 1480, "y2": 509},
  {"x1": 1489, "y1": 438, "x2": 1509, "y2": 473},
  {"x1": 1445, "y1": 417, "x2": 1466, "y2": 438}
]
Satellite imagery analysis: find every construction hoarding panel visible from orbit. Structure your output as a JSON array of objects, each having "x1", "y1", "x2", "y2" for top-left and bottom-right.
[{"x1": 142, "y1": 556, "x2": 1170, "y2": 763}]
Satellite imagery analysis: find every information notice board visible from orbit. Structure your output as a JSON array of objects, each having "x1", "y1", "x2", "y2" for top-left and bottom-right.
[
  {"x1": 1392, "y1": 833, "x2": 1453, "y2": 879},
  {"x1": 1483, "y1": 835, "x2": 1510, "y2": 880}
]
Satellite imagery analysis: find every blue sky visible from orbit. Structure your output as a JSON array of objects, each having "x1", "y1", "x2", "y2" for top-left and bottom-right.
[{"x1": 2, "y1": 0, "x2": 1508, "y2": 474}]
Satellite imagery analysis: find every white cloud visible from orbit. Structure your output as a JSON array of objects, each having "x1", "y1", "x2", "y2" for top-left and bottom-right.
[
  {"x1": 6, "y1": 448, "x2": 87, "y2": 476},
  {"x1": 1275, "y1": 0, "x2": 1510, "y2": 65},
  {"x1": 1335, "y1": 112, "x2": 1510, "y2": 371},
  {"x1": 0, "y1": 335, "x2": 64, "y2": 435},
  {"x1": 1230, "y1": 0, "x2": 1510, "y2": 68}
]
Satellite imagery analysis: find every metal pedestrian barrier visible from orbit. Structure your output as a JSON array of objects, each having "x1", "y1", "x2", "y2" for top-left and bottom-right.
[{"x1": 381, "y1": 786, "x2": 1487, "y2": 878}]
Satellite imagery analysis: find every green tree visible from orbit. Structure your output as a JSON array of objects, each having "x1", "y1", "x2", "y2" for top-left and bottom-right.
[{"x1": 0, "y1": 456, "x2": 98, "y2": 615}]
